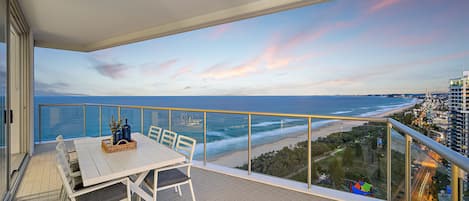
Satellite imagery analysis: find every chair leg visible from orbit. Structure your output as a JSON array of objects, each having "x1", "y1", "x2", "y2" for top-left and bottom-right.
[
  {"x1": 188, "y1": 180, "x2": 196, "y2": 201},
  {"x1": 177, "y1": 185, "x2": 182, "y2": 197},
  {"x1": 126, "y1": 182, "x2": 131, "y2": 201},
  {"x1": 58, "y1": 185, "x2": 63, "y2": 201}
]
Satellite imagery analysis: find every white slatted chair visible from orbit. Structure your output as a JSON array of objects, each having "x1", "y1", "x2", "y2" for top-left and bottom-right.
[
  {"x1": 160, "y1": 130, "x2": 177, "y2": 149},
  {"x1": 57, "y1": 162, "x2": 131, "y2": 201},
  {"x1": 56, "y1": 144, "x2": 82, "y2": 189},
  {"x1": 143, "y1": 135, "x2": 196, "y2": 201},
  {"x1": 56, "y1": 135, "x2": 78, "y2": 165},
  {"x1": 148, "y1": 126, "x2": 163, "y2": 142}
]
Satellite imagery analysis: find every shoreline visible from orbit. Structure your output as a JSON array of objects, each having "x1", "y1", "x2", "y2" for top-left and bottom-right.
[{"x1": 209, "y1": 101, "x2": 417, "y2": 167}]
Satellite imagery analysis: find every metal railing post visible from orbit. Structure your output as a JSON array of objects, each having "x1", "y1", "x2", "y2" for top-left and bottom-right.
[
  {"x1": 451, "y1": 164, "x2": 461, "y2": 201},
  {"x1": 248, "y1": 114, "x2": 252, "y2": 175},
  {"x1": 387, "y1": 121, "x2": 392, "y2": 200},
  {"x1": 204, "y1": 112, "x2": 207, "y2": 166},
  {"x1": 168, "y1": 109, "x2": 172, "y2": 130},
  {"x1": 117, "y1": 106, "x2": 121, "y2": 121},
  {"x1": 38, "y1": 105, "x2": 42, "y2": 142},
  {"x1": 83, "y1": 105, "x2": 86, "y2": 137},
  {"x1": 141, "y1": 107, "x2": 144, "y2": 134},
  {"x1": 405, "y1": 134, "x2": 412, "y2": 201},
  {"x1": 307, "y1": 117, "x2": 312, "y2": 189},
  {"x1": 99, "y1": 105, "x2": 102, "y2": 136}
]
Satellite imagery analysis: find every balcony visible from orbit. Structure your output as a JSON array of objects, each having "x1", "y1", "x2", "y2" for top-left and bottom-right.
[{"x1": 14, "y1": 103, "x2": 469, "y2": 201}]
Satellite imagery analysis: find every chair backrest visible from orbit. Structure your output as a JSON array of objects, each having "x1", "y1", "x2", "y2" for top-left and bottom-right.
[
  {"x1": 56, "y1": 150, "x2": 76, "y2": 196},
  {"x1": 160, "y1": 130, "x2": 177, "y2": 149},
  {"x1": 175, "y1": 135, "x2": 196, "y2": 162},
  {"x1": 56, "y1": 144, "x2": 81, "y2": 188},
  {"x1": 148, "y1": 126, "x2": 162, "y2": 142},
  {"x1": 57, "y1": 141, "x2": 72, "y2": 162},
  {"x1": 56, "y1": 135, "x2": 64, "y2": 142}
]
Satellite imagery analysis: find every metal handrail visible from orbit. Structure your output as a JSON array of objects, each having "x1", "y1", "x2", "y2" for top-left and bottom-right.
[
  {"x1": 390, "y1": 118, "x2": 469, "y2": 172},
  {"x1": 39, "y1": 103, "x2": 388, "y2": 122}
]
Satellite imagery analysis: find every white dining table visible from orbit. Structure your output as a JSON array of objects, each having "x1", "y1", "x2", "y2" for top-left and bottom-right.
[{"x1": 74, "y1": 133, "x2": 185, "y2": 201}]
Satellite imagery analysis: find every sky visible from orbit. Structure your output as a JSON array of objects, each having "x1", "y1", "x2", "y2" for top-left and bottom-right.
[{"x1": 34, "y1": 0, "x2": 469, "y2": 96}]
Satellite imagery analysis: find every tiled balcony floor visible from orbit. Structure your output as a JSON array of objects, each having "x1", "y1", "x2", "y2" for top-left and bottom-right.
[{"x1": 15, "y1": 143, "x2": 334, "y2": 201}]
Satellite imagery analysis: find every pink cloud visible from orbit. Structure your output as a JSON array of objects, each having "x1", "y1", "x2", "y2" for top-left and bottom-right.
[
  {"x1": 172, "y1": 65, "x2": 193, "y2": 78},
  {"x1": 202, "y1": 58, "x2": 260, "y2": 79},
  {"x1": 141, "y1": 58, "x2": 178, "y2": 75},
  {"x1": 369, "y1": 0, "x2": 400, "y2": 13},
  {"x1": 159, "y1": 59, "x2": 178, "y2": 69},
  {"x1": 89, "y1": 54, "x2": 129, "y2": 79},
  {"x1": 210, "y1": 24, "x2": 232, "y2": 39}
]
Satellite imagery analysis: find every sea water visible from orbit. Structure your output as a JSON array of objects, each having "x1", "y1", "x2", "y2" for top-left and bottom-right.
[{"x1": 35, "y1": 96, "x2": 416, "y2": 159}]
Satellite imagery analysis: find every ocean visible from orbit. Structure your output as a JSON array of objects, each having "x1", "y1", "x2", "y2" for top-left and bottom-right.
[{"x1": 35, "y1": 96, "x2": 416, "y2": 159}]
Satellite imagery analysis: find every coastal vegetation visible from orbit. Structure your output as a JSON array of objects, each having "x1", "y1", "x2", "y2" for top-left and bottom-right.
[{"x1": 238, "y1": 121, "x2": 398, "y2": 199}]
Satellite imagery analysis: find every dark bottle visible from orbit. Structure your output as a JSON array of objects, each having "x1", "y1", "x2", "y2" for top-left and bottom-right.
[
  {"x1": 122, "y1": 118, "x2": 131, "y2": 142},
  {"x1": 113, "y1": 129, "x2": 123, "y2": 145}
]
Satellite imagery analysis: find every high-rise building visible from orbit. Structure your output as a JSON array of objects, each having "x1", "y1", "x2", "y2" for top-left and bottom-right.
[
  {"x1": 448, "y1": 71, "x2": 469, "y2": 156},
  {"x1": 448, "y1": 71, "x2": 469, "y2": 193}
]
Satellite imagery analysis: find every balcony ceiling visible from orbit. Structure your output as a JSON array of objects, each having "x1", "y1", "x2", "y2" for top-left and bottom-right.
[{"x1": 18, "y1": 0, "x2": 326, "y2": 52}]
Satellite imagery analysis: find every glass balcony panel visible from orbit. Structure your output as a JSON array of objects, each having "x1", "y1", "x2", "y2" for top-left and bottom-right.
[
  {"x1": 169, "y1": 111, "x2": 204, "y2": 160},
  {"x1": 84, "y1": 105, "x2": 99, "y2": 137},
  {"x1": 120, "y1": 107, "x2": 142, "y2": 134},
  {"x1": 391, "y1": 128, "x2": 406, "y2": 201},
  {"x1": 205, "y1": 113, "x2": 248, "y2": 168},
  {"x1": 39, "y1": 105, "x2": 84, "y2": 141},
  {"x1": 309, "y1": 120, "x2": 388, "y2": 200},
  {"x1": 410, "y1": 139, "x2": 451, "y2": 201},
  {"x1": 143, "y1": 109, "x2": 169, "y2": 133},
  {"x1": 101, "y1": 106, "x2": 118, "y2": 136}
]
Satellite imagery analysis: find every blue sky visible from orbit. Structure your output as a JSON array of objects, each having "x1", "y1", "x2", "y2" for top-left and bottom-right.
[{"x1": 35, "y1": 0, "x2": 469, "y2": 96}]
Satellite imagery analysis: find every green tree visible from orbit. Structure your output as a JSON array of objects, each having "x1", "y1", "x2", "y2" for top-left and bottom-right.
[
  {"x1": 342, "y1": 147, "x2": 353, "y2": 166},
  {"x1": 354, "y1": 143, "x2": 363, "y2": 161},
  {"x1": 329, "y1": 158, "x2": 344, "y2": 187}
]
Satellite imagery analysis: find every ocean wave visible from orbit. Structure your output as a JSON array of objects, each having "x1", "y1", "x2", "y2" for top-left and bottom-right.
[
  {"x1": 358, "y1": 98, "x2": 417, "y2": 117},
  {"x1": 251, "y1": 118, "x2": 303, "y2": 127},
  {"x1": 194, "y1": 120, "x2": 335, "y2": 157},
  {"x1": 331, "y1": 110, "x2": 353, "y2": 115},
  {"x1": 207, "y1": 131, "x2": 228, "y2": 138}
]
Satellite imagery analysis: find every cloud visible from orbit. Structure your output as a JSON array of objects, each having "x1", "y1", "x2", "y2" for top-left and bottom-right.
[
  {"x1": 172, "y1": 65, "x2": 193, "y2": 79},
  {"x1": 159, "y1": 59, "x2": 178, "y2": 69},
  {"x1": 202, "y1": 57, "x2": 260, "y2": 79},
  {"x1": 89, "y1": 56, "x2": 129, "y2": 79},
  {"x1": 210, "y1": 24, "x2": 232, "y2": 39},
  {"x1": 141, "y1": 58, "x2": 178, "y2": 75},
  {"x1": 34, "y1": 80, "x2": 85, "y2": 96},
  {"x1": 369, "y1": 0, "x2": 400, "y2": 13}
]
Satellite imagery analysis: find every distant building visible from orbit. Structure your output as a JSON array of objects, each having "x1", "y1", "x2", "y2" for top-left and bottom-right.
[
  {"x1": 448, "y1": 71, "x2": 469, "y2": 156},
  {"x1": 448, "y1": 71, "x2": 469, "y2": 189}
]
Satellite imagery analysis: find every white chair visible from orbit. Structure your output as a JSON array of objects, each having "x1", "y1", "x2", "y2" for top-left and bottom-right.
[
  {"x1": 143, "y1": 135, "x2": 196, "y2": 201},
  {"x1": 56, "y1": 135, "x2": 78, "y2": 164},
  {"x1": 160, "y1": 130, "x2": 177, "y2": 149},
  {"x1": 148, "y1": 126, "x2": 163, "y2": 142},
  {"x1": 57, "y1": 163, "x2": 131, "y2": 201},
  {"x1": 56, "y1": 145, "x2": 82, "y2": 189}
]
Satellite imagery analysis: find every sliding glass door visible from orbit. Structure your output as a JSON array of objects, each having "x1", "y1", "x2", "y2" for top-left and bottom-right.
[{"x1": 0, "y1": 0, "x2": 7, "y2": 198}]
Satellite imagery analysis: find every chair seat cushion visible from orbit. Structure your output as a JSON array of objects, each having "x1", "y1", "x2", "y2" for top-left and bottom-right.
[
  {"x1": 76, "y1": 183, "x2": 127, "y2": 201},
  {"x1": 144, "y1": 169, "x2": 190, "y2": 188}
]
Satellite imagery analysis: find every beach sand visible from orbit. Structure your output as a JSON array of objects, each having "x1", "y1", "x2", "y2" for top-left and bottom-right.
[{"x1": 210, "y1": 102, "x2": 416, "y2": 167}]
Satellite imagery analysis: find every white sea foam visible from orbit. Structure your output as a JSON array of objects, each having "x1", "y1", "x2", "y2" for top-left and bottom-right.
[
  {"x1": 357, "y1": 98, "x2": 417, "y2": 117},
  {"x1": 331, "y1": 110, "x2": 353, "y2": 115},
  {"x1": 194, "y1": 120, "x2": 335, "y2": 158}
]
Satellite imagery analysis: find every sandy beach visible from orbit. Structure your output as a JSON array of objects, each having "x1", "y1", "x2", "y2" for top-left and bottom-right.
[{"x1": 210, "y1": 102, "x2": 417, "y2": 167}]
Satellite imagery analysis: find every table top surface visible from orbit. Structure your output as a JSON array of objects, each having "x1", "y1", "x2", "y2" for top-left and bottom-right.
[{"x1": 74, "y1": 133, "x2": 185, "y2": 186}]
